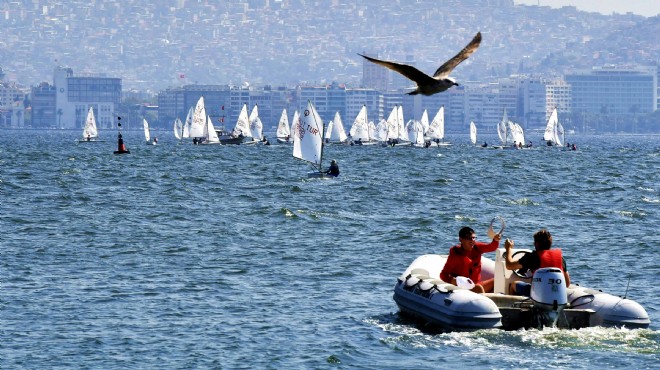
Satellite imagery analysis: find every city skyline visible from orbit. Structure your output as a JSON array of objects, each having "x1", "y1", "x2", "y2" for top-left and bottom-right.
[{"x1": 514, "y1": 0, "x2": 660, "y2": 17}]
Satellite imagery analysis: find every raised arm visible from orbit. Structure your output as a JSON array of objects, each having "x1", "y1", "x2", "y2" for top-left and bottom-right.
[{"x1": 504, "y1": 239, "x2": 523, "y2": 270}]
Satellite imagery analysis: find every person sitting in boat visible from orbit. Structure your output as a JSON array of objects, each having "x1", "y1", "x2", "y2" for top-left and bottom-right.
[
  {"x1": 440, "y1": 226, "x2": 501, "y2": 293},
  {"x1": 325, "y1": 159, "x2": 339, "y2": 177},
  {"x1": 355, "y1": 138, "x2": 363, "y2": 145},
  {"x1": 481, "y1": 141, "x2": 487, "y2": 147},
  {"x1": 503, "y1": 229, "x2": 570, "y2": 296},
  {"x1": 86, "y1": 134, "x2": 91, "y2": 141},
  {"x1": 153, "y1": 136, "x2": 158, "y2": 144},
  {"x1": 571, "y1": 143, "x2": 577, "y2": 151},
  {"x1": 526, "y1": 141, "x2": 532, "y2": 148}
]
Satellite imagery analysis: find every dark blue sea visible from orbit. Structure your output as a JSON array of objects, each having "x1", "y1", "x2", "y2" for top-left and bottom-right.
[{"x1": 1, "y1": 130, "x2": 658, "y2": 369}]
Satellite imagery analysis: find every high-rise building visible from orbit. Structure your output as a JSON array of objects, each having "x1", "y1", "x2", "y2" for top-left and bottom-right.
[
  {"x1": 565, "y1": 66, "x2": 657, "y2": 116},
  {"x1": 361, "y1": 52, "x2": 388, "y2": 92}
]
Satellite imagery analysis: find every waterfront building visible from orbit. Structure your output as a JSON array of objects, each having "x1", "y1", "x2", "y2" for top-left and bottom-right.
[
  {"x1": 30, "y1": 82, "x2": 56, "y2": 128},
  {"x1": 1, "y1": 81, "x2": 27, "y2": 128},
  {"x1": 565, "y1": 66, "x2": 657, "y2": 131},
  {"x1": 53, "y1": 67, "x2": 121, "y2": 130},
  {"x1": 520, "y1": 77, "x2": 548, "y2": 130}
]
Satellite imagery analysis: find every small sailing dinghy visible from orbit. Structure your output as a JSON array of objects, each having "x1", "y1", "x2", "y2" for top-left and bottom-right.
[
  {"x1": 113, "y1": 117, "x2": 130, "y2": 155},
  {"x1": 469, "y1": 121, "x2": 477, "y2": 145},
  {"x1": 79, "y1": 107, "x2": 105, "y2": 142},
  {"x1": 293, "y1": 100, "x2": 332, "y2": 178},
  {"x1": 143, "y1": 118, "x2": 157, "y2": 145}
]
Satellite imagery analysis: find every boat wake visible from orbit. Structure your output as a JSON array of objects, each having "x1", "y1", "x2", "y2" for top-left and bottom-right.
[{"x1": 369, "y1": 314, "x2": 659, "y2": 354}]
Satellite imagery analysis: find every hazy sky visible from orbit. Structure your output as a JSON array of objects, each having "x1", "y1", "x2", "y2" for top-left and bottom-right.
[{"x1": 514, "y1": 0, "x2": 660, "y2": 17}]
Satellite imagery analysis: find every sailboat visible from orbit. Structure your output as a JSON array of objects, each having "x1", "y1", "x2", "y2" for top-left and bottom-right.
[
  {"x1": 396, "y1": 105, "x2": 410, "y2": 145},
  {"x1": 276, "y1": 108, "x2": 291, "y2": 144},
  {"x1": 293, "y1": 101, "x2": 330, "y2": 178},
  {"x1": 200, "y1": 114, "x2": 221, "y2": 145},
  {"x1": 325, "y1": 111, "x2": 348, "y2": 144},
  {"x1": 173, "y1": 117, "x2": 183, "y2": 141},
  {"x1": 79, "y1": 107, "x2": 104, "y2": 142},
  {"x1": 188, "y1": 96, "x2": 207, "y2": 143},
  {"x1": 492, "y1": 109, "x2": 510, "y2": 149},
  {"x1": 469, "y1": 121, "x2": 477, "y2": 145},
  {"x1": 250, "y1": 104, "x2": 265, "y2": 144},
  {"x1": 380, "y1": 106, "x2": 399, "y2": 146},
  {"x1": 427, "y1": 106, "x2": 450, "y2": 146},
  {"x1": 229, "y1": 103, "x2": 252, "y2": 145},
  {"x1": 406, "y1": 119, "x2": 426, "y2": 147},
  {"x1": 143, "y1": 118, "x2": 156, "y2": 145},
  {"x1": 348, "y1": 105, "x2": 375, "y2": 145},
  {"x1": 543, "y1": 108, "x2": 563, "y2": 147}
]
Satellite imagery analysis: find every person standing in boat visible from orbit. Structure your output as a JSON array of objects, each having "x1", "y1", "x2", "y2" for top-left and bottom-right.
[
  {"x1": 325, "y1": 159, "x2": 339, "y2": 177},
  {"x1": 440, "y1": 226, "x2": 501, "y2": 293},
  {"x1": 503, "y1": 229, "x2": 570, "y2": 296}
]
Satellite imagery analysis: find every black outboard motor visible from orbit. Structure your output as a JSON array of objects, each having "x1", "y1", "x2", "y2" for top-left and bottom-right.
[{"x1": 530, "y1": 267, "x2": 568, "y2": 328}]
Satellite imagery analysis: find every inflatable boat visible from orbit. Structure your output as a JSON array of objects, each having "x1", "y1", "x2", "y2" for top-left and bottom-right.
[{"x1": 393, "y1": 249, "x2": 650, "y2": 331}]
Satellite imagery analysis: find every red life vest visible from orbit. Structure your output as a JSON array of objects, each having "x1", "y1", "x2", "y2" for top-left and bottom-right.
[
  {"x1": 537, "y1": 249, "x2": 563, "y2": 271},
  {"x1": 440, "y1": 246, "x2": 482, "y2": 284}
]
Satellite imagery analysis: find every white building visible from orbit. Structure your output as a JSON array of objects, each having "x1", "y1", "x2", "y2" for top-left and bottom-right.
[{"x1": 54, "y1": 67, "x2": 121, "y2": 130}]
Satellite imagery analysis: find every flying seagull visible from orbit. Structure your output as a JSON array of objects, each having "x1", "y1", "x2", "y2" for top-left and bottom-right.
[{"x1": 359, "y1": 32, "x2": 482, "y2": 96}]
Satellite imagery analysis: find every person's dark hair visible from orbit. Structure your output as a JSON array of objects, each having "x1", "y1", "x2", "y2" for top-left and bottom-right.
[
  {"x1": 458, "y1": 227, "x2": 475, "y2": 239},
  {"x1": 533, "y1": 229, "x2": 553, "y2": 250}
]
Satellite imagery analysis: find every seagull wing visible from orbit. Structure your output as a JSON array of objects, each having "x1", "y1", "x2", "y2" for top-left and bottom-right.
[
  {"x1": 432, "y1": 32, "x2": 482, "y2": 78},
  {"x1": 358, "y1": 54, "x2": 436, "y2": 85}
]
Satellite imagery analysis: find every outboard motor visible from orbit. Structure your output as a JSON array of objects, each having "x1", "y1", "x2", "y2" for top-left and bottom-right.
[{"x1": 530, "y1": 267, "x2": 567, "y2": 328}]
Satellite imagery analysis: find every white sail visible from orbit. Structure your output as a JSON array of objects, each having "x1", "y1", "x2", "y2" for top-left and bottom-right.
[
  {"x1": 511, "y1": 122, "x2": 525, "y2": 146},
  {"x1": 290, "y1": 111, "x2": 299, "y2": 138},
  {"x1": 233, "y1": 104, "x2": 251, "y2": 137},
  {"x1": 206, "y1": 115, "x2": 220, "y2": 143},
  {"x1": 385, "y1": 106, "x2": 398, "y2": 141},
  {"x1": 406, "y1": 119, "x2": 425, "y2": 146},
  {"x1": 173, "y1": 118, "x2": 183, "y2": 140},
  {"x1": 349, "y1": 105, "x2": 370, "y2": 141},
  {"x1": 470, "y1": 121, "x2": 477, "y2": 144},
  {"x1": 325, "y1": 120, "x2": 334, "y2": 140},
  {"x1": 497, "y1": 120, "x2": 507, "y2": 145},
  {"x1": 420, "y1": 109, "x2": 430, "y2": 134},
  {"x1": 326, "y1": 111, "x2": 348, "y2": 143},
  {"x1": 143, "y1": 118, "x2": 151, "y2": 143},
  {"x1": 556, "y1": 121, "x2": 564, "y2": 147},
  {"x1": 188, "y1": 96, "x2": 206, "y2": 138},
  {"x1": 397, "y1": 105, "x2": 408, "y2": 142},
  {"x1": 276, "y1": 109, "x2": 290, "y2": 139},
  {"x1": 498, "y1": 110, "x2": 508, "y2": 144},
  {"x1": 427, "y1": 106, "x2": 445, "y2": 140},
  {"x1": 251, "y1": 117, "x2": 263, "y2": 140},
  {"x1": 374, "y1": 119, "x2": 389, "y2": 142},
  {"x1": 293, "y1": 101, "x2": 324, "y2": 170},
  {"x1": 249, "y1": 104, "x2": 262, "y2": 139},
  {"x1": 544, "y1": 108, "x2": 558, "y2": 144},
  {"x1": 368, "y1": 121, "x2": 376, "y2": 141},
  {"x1": 82, "y1": 107, "x2": 98, "y2": 139},
  {"x1": 183, "y1": 107, "x2": 192, "y2": 138}
]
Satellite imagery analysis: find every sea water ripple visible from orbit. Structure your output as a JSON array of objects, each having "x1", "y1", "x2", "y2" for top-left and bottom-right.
[{"x1": 0, "y1": 131, "x2": 658, "y2": 369}]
